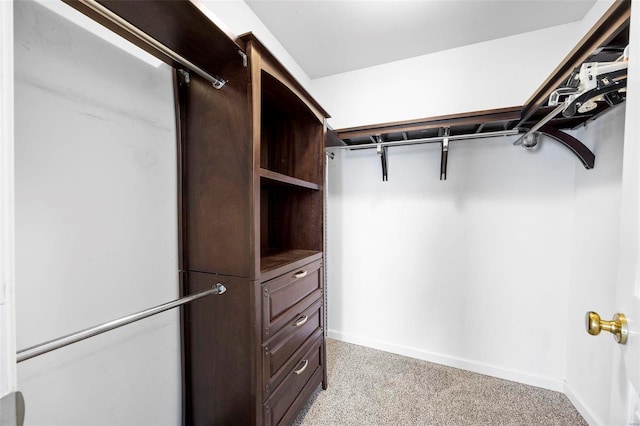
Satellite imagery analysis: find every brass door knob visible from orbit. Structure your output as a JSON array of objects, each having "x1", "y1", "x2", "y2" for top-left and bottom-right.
[{"x1": 586, "y1": 311, "x2": 628, "y2": 344}]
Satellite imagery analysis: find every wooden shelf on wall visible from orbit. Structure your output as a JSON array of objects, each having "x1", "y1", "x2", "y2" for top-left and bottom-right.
[{"x1": 335, "y1": 106, "x2": 522, "y2": 145}]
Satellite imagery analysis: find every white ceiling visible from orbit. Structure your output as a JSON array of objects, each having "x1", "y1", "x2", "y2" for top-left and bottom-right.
[{"x1": 245, "y1": 0, "x2": 597, "y2": 79}]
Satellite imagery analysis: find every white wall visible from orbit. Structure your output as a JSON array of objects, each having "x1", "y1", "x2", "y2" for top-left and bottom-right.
[
  {"x1": 311, "y1": 1, "x2": 616, "y2": 130},
  {"x1": 14, "y1": 1, "x2": 180, "y2": 424},
  {"x1": 326, "y1": 134, "x2": 577, "y2": 390},
  {"x1": 563, "y1": 105, "x2": 625, "y2": 425}
]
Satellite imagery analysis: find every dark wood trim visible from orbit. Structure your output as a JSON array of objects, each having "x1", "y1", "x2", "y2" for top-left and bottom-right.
[
  {"x1": 520, "y1": 0, "x2": 630, "y2": 124},
  {"x1": 174, "y1": 70, "x2": 186, "y2": 273},
  {"x1": 336, "y1": 106, "x2": 522, "y2": 139},
  {"x1": 178, "y1": 272, "x2": 189, "y2": 426},
  {"x1": 181, "y1": 272, "x2": 261, "y2": 425},
  {"x1": 177, "y1": 63, "x2": 254, "y2": 278},
  {"x1": 539, "y1": 126, "x2": 595, "y2": 169},
  {"x1": 248, "y1": 40, "x2": 263, "y2": 282}
]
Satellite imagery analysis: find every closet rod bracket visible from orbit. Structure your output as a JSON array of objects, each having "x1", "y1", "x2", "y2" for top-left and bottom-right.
[
  {"x1": 238, "y1": 50, "x2": 248, "y2": 68},
  {"x1": 440, "y1": 127, "x2": 450, "y2": 181},
  {"x1": 178, "y1": 69, "x2": 190, "y2": 86},
  {"x1": 211, "y1": 76, "x2": 227, "y2": 90},
  {"x1": 375, "y1": 136, "x2": 388, "y2": 181}
]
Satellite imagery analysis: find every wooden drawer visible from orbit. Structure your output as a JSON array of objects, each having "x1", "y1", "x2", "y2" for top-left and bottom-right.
[
  {"x1": 263, "y1": 338, "x2": 324, "y2": 426},
  {"x1": 262, "y1": 258, "x2": 323, "y2": 340},
  {"x1": 263, "y1": 299, "x2": 322, "y2": 395}
]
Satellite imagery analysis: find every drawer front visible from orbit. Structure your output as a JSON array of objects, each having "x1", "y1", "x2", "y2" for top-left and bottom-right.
[
  {"x1": 262, "y1": 259, "x2": 323, "y2": 340},
  {"x1": 263, "y1": 299, "x2": 322, "y2": 391},
  {"x1": 263, "y1": 338, "x2": 324, "y2": 426}
]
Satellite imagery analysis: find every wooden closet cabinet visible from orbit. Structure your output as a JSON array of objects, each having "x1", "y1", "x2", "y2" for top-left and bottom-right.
[{"x1": 178, "y1": 33, "x2": 329, "y2": 425}]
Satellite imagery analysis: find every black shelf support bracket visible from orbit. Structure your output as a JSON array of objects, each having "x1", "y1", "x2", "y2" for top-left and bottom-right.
[
  {"x1": 375, "y1": 135, "x2": 388, "y2": 181},
  {"x1": 440, "y1": 127, "x2": 450, "y2": 180},
  {"x1": 538, "y1": 125, "x2": 595, "y2": 169}
]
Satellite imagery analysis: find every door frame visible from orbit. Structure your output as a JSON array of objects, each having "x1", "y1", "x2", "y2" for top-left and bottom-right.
[
  {"x1": 610, "y1": 1, "x2": 640, "y2": 424},
  {"x1": 0, "y1": 0, "x2": 16, "y2": 400}
]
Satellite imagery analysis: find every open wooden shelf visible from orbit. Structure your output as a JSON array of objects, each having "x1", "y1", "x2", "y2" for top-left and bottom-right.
[
  {"x1": 260, "y1": 71, "x2": 324, "y2": 186},
  {"x1": 260, "y1": 168, "x2": 321, "y2": 191},
  {"x1": 260, "y1": 249, "x2": 322, "y2": 275}
]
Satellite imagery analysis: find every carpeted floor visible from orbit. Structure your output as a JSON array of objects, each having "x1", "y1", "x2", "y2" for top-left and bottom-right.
[{"x1": 293, "y1": 339, "x2": 586, "y2": 426}]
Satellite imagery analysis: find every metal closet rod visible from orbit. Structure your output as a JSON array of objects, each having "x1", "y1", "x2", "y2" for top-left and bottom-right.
[
  {"x1": 17, "y1": 283, "x2": 227, "y2": 363},
  {"x1": 77, "y1": 0, "x2": 229, "y2": 89},
  {"x1": 336, "y1": 129, "x2": 519, "y2": 150}
]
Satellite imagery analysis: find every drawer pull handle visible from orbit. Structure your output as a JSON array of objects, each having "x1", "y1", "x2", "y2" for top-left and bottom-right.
[
  {"x1": 293, "y1": 315, "x2": 308, "y2": 327},
  {"x1": 293, "y1": 359, "x2": 309, "y2": 375},
  {"x1": 293, "y1": 270, "x2": 308, "y2": 279}
]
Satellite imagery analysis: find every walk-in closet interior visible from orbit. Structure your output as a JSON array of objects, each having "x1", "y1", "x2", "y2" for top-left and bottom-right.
[{"x1": 1, "y1": 0, "x2": 639, "y2": 425}]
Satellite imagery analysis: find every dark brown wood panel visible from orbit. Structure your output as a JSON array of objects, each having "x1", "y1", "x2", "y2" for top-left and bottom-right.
[
  {"x1": 178, "y1": 60, "x2": 254, "y2": 277},
  {"x1": 182, "y1": 272, "x2": 261, "y2": 425}
]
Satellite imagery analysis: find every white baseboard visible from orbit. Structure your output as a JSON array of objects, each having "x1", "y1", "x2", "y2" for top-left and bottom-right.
[
  {"x1": 564, "y1": 382, "x2": 605, "y2": 426},
  {"x1": 327, "y1": 329, "x2": 565, "y2": 392}
]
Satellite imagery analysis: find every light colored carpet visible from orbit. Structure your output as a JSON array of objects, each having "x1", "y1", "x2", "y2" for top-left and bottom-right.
[{"x1": 293, "y1": 339, "x2": 586, "y2": 426}]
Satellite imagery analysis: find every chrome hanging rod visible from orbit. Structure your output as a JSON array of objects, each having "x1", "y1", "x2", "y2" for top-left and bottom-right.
[
  {"x1": 17, "y1": 283, "x2": 227, "y2": 363},
  {"x1": 512, "y1": 102, "x2": 569, "y2": 146},
  {"x1": 335, "y1": 129, "x2": 519, "y2": 151},
  {"x1": 77, "y1": 0, "x2": 229, "y2": 89}
]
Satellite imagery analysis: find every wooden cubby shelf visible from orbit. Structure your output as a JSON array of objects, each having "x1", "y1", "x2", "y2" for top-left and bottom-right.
[{"x1": 260, "y1": 249, "x2": 322, "y2": 275}]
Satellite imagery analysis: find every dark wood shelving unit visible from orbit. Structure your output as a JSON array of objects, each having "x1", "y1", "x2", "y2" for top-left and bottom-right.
[
  {"x1": 171, "y1": 24, "x2": 328, "y2": 424},
  {"x1": 246, "y1": 33, "x2": 329, "y2": 425}
]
